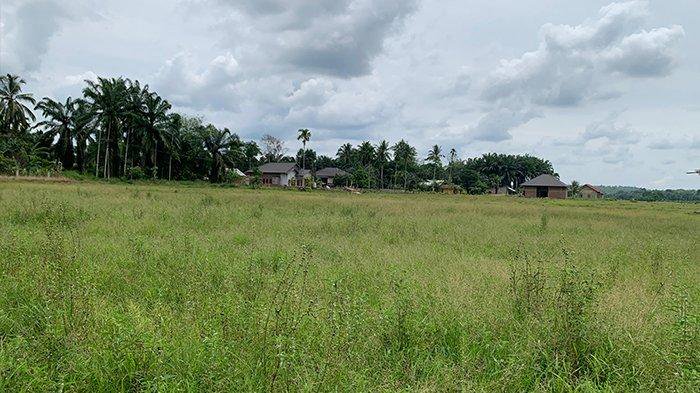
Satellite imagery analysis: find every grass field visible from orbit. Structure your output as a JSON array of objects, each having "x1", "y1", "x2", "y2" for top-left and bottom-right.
[{"x1": 0, "y1": 181, "x2": 698, "y2": 392}]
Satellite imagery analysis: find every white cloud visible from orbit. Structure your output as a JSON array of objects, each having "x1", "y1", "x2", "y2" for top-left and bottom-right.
[
  {"x1": 581, "y1": 111, "x2": 640, "y2": 144},
  {"x1": 464, "y1": 0, "x2": 684, "y2": 143},
  {"x1": 0, "y1": 0, "x2": 96, "y2": 74},
  {"x1": 207, "y1": 0, "x2": 418, "y2": 77},
  {"x1": 153, "y1": 52, "x2": 243, "y2": 111}
]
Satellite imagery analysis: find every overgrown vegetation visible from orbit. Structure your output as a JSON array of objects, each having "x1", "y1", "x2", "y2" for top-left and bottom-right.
[{"x1": 0, "y1": 181, "x2": 697, "y2": 391}]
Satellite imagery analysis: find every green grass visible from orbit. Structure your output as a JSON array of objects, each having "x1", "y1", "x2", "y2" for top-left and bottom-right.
[{"x1": 0, "y1": 181, "x2": 698, "y2": 392}]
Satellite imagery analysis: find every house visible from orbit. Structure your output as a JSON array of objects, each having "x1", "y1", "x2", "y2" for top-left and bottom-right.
[
  {"x1": 227, "y1": 168, "x2": 248, "y2": 185},
  {"x1": 580, "y1": 184, "x2": 604, "y2": 199},
  {"x1": 522, "y1": 174, "x2": 568, "y2": 199},
  {"x1": 315, "y1": 167, "x2": 348, "y2": 186},
  {"x1": 297, "y1": 169, "x2": 313, "y2": 187},
  {"x1": 440, "y1": 184, "x2": 460, "y2": 194},
  {"x1": 247, "y1": 162, "x2": 299, "y2": 187},
  {"x1": 490, "y1": 186, "x2": 517, "y2": 195}
]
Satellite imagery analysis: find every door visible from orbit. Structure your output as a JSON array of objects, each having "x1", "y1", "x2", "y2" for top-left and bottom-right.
[{"x1": 536, "y1": 186, "x2": 548, "y2": 198}]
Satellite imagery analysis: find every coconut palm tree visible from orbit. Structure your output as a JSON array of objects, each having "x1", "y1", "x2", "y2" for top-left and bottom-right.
[
  {"x1": 392, "y1": 140, "x2": 417, "y2": 190},
  {"x1": 375, "y1": 140, "x2": 391, "y2": 189},
  {"x1": 0, "y1": 74, "x2": 36, "y2": 135},
  {"x1": 336, "y1": 143, "x2": 354, "y2": 169},
  {"x1": 35, "y1": 97, "x2": 77, "y2": 169},
  {"x1": 426, "y1": 144, "x2": 444, "y2": 182},
  {"x1": 356, "y1": 141, "x2": 375, "y2": 167},
  {"x1": 448, "y1": 148, "x2": 458, "y2": 182},
  {"x1": 297, "y1": 128, "x2": 311, "y2": 170}
]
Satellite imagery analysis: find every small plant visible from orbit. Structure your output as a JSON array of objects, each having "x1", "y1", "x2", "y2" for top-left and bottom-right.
[
  {"x1": 509, "y1": 248, "x2": 547, "y2": 319},
  {"x1": 539, "y1": 210, "x2": 549, "y2": 232},
  {"x1": 126, "y1": 166, "x2": 146, "y2": 180}
]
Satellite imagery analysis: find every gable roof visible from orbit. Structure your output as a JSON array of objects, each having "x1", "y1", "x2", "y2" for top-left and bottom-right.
[
  {"x1": 258, "y1": 162, "x2": 297, "y2": 174},
  {"x1": 582, "y1": 184, "x2": 604, "y2": 194},
  {"x1": 316, "y1": 167, "x2": 348, "y2": 178},
  {"x1": 231, "y1": 168, "x2": 246, "y2": 177},
  {"x1": 521, "y1": 174, "x2": 567, "y2": 188}
]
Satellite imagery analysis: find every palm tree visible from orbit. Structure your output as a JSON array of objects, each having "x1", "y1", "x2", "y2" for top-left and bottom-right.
[
  {"x1": 35, "y1": 97, "x2": 76, "y2": 169},
  {"x1": 142, "y1": 92, "x2": 171, "y2": 178},
  {"x1": 0, "y1": 74, "x2": 36, "y2": 135},
  {"x1": 426, "y1": 144, "x2": 444, "y2": 182},
  {"x1": 200, "y1": 125, "x2": 240, "y2": 183},
  {"x1": 336, "y1": 143, "x2": 354, "y2": 169},
  {"x1": 163, "y1": 113, "x2": 183, "y2": 181},
  {"x1": 123, "y1": 80, "x2": 148, "y2": 175},
  {"x1": 448, "y1": 148, "x2": 458, "y2": 182},
  {"x1": 357, "y1": 141, "x2": 376, "y2": 167},
  {"x1": 72, "y1": 100, "x2": 94, "y2": 173},
  {"x1": 392, "y1": 140, "x2": 417, "y2": 190},
  {"x1": 375, "y1": 140, "x2": 391, "y2": 189},
  {"x1": 297, "y1": 128, "x2": 311, "y2": 170},
  {"x1": 83, "y1": 77, "x2": 129, "y2": 178}
]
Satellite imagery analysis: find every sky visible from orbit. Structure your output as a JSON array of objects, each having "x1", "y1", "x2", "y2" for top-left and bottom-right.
[{"x1": 1, "y1": 0, "x2": 699, "y2": 188}]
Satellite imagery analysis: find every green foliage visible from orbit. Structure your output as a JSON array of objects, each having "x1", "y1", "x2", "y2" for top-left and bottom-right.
[
  {"x1": 600, "y1": 185, "x2": 700, "y2": 202},
  {"x1": 126, "y1": 166, "x2": 147, "y2": 180}
]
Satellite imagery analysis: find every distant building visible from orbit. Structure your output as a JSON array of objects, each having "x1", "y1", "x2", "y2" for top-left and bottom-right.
[
  {"x1": 227, "y1": 168, "x2": 248, "y2": 185},
  {"x1": 247, "y1": 162, "x2": 299, "y2": 187},
  {"x1": 580, "y1": 184, "x2": 604, "y2": 199},
  {"x1": 440, "y1": 184, "x2": 460, "y2": 194},
  {"x1": 315, "y1": 167, "x2": 348, "y2": 186},
  {"x1": 490, "y1": 186, "x2": 517, "y2": 195},
  {"x1": 522, "y1": 174, "x2": 568, "y2": 199}
]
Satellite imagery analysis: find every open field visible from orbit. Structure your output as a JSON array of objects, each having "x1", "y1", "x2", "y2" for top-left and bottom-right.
[{"x1": 0, "y1": 181, "x2": 698, "y2": 391}]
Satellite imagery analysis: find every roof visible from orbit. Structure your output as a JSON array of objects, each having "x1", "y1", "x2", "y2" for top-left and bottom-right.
[
  {"x1": 521, "y1": 174, "x2": 567, "y2": 188},
  {"x1": 316, "y1": 167, "x2": 348, "y2": 178},
  {"x1": 582, "y1": 184, "x2": 604, "y2": 194},
  {"x1": 298, "y1": 169, "x2": 311, "y2": 177},
  {"x1": 231, "y1": 168, "x2": 246, "y2": 177},
  {"x1": 257, "y1": 162, "x2": 297, "y2": 174}
]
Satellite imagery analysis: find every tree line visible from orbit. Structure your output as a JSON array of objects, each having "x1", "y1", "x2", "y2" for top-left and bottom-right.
[{"x1": 1, "y1": 73, "x2": 556, "y2": 192}]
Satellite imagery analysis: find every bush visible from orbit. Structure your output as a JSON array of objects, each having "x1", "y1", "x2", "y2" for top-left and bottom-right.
[{"x1": 126, "y1": 166, "x2": 147, "y2": 180}]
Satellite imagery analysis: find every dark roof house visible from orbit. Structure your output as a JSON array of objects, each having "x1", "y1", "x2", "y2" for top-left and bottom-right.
[
  {"x1": 522, "y1": 174, "x2": 568, "y2": 199},
  {"x1": 316, "y1": 167, "x2": 348, "y2": 186},
  {"x1": 246, "y1": 162, "x2": 299, "y2": 187},
  {"x1": 257, "y1": 162, "x2": 298, "y2": 174},
  {"x1": 316, "y1": 167, "x2": 348, "y2": 179}
]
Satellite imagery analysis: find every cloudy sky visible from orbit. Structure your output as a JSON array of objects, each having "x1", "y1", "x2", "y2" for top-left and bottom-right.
[{"x1": 2, "y1": 0, "x2": 699, "y2": 188}]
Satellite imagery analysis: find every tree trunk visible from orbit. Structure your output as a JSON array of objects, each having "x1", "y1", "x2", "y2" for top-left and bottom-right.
[
  {"x1": 380, "y1": 165, "x2": 384, "y2": 189},
  {"x1": 123, "y1": 129, "x2": 130, "y2": 177},
  {"x1": 153, "y1": 139, "x2": 158, "y2": 179},
  {"x1": 95, "y1": 128, "x2": 102, "y2": 177},
  {"x1": 302, "y1": 141, "x2": 306, "y2": 170},
  {"x1": 103, "y1": 125, "x2": 110, "y2": 179}
]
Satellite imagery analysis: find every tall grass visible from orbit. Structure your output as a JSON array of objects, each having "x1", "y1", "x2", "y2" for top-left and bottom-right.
[{"x1": 0, "y1": 181, "x2": 698, "y2": 391}]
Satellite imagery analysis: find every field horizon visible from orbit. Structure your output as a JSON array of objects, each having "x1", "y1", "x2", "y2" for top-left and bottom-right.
[{"x1": 1, "y1": 181, "x2": 698, "y2": 391}]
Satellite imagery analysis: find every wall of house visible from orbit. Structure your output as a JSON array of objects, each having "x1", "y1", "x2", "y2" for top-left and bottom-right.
[
  {"x1": 523, "y1": 187, "x2": 537, "y2": 198},
  {"x1": 523, "y1": 186, "x2": 567, "y2": 198},
  {"x1": 580, "y1": 188, "x2": 602, "y2": 199},
  {"x1": 548, "y1": 187, "x2": 567, "y2": 199}
]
